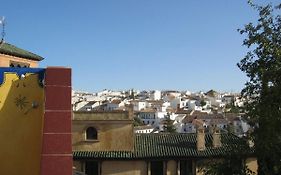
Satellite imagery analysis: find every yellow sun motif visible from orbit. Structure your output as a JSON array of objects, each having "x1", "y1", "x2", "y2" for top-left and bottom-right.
[{"x1": 14, "y1": 94, "x2": 29, "y2": 110}]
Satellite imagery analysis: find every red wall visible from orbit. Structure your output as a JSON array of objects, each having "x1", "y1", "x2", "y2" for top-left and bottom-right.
[{"x1": 40, "y1": 67, "x2": 73, "y2": 175}]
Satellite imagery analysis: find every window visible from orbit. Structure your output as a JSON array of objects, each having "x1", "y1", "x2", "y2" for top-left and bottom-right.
[
  {"x1": 9, "y1": 61, "x2": 30, "y2": 68},
  {"x1": 86, "y1": 127, "x2": 98, "y2": 140}
]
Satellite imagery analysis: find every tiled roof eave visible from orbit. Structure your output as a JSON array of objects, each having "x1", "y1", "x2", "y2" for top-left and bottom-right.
[
  {"x1": 0, "y1": 52, "x2": 44, "y2": 61},
  {"x1": 73, "y1": 151, "x2": 247, "y2": 160},
  {"x1": 0, "y1": 42, "x2": 44, "y2": 61},
  {"x1": 72, "y1": 133, "x2": 254, "y2": 160}
]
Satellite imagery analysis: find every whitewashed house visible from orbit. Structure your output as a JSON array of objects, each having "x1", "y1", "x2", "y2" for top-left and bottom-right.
[
  {"x1": 174, "y1": 114, "x2": 195, "y2": 133},
  {"x1": 205, "y1": 90, "x2": 226, "y2": 108},
  {"x1": 97, "y1": 89, "x2": 111, "y2": 97},
  {"x1": 222, "y1": 95, "x2": 234, "y2": 105},
  {"x1": 74, "y1": 101, "x2": 101, "y2": 111},
  {"x1": 170, "y1": 98, "x2": 189, "y2": 109},
  {"x1": 187, "y1": 100, "x2": 202, "y2": 111},
  {"x1": 137, "y1": 110, "x2": 176, "y2": 130},
  {"x1": 137, "y1": 110, "x2": 158, "y2": 126},
  {"x1": 161, "y1": 102, "x2": 170, "y2": 112},
  {"x1": 130, "y1": 100, "x2": 147, "y2": 111},
  {"x1": 149, "y1": 90, "x2": 161, "y2": 101},
  {"x1": 104, "y1": 100, "x2": 125, "y2": 111},
  {"x1": 134, "y1": 125, "x2": 155, "y2": 134},
  {"x1": 233, "y1": 116, "x2": 250, "y2": 137},
  {"x1": 137, "y1": 91, "x2": 149, "y2": 100}
]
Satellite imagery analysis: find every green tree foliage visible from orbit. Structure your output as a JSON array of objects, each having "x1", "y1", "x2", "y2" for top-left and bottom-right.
[
  {"x1": 200, "y1": 156, "x2": 255, "y2": 175},
  {"x1": 200, "y1": 100, "x2": 207, "y2": 107},
  {"x1": 133, "y1": 116, "x2": 143, "y2": 126},
  {"x1": 199, "y1": 134, "x2": 255, "y2": 175},
  {"x1": 163, "y1": 113, "x2": 176, "y2": 133},
  {"x1": 225, "y1": 102, "x2": 241, "y2": 113},
  {"x1": 130, "y1": 89, "x2": 135, "y2": 100},
  {"x1": 237, "y1": 1, "x2": 281, "y2": 174}
]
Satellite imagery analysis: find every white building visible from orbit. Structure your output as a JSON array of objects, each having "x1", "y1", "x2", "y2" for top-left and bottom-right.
[
  {"x1": 137, "y1": 110, "x2": 177, "y2": 130},
  {"x1": 170, "y1": 98, "x2": 189, "y2": 109},
  {"x1": 149, "y1": 90, "x2": 161, "y2": 101},
  {"x1": 187, "y1": 100, "x2": 201, "y2": 111},
  {"x1": 74, "y1": 101, "x2": 101, "y2": 111},
  {"x1": 174, "y1": 114, "x2": 196, "y2": 133},
  {"x1": 232, "y1": 116, "x2": 250, "y2": 137},
  {"x1": 138, "y1": 110, "x2": 158, "y2": 126},
  {"x1": 130, "y1": 100, "x2": 147, "y2": 111},
  {"x1": 134, "y1": 125, "x2": 155, "y2": 134},
  {"x1": 97, "y1": 89, "x2": 111, "y2": 96},
  {"x1": 104, "y1": 100, "x2": 125, "y2": 111}
]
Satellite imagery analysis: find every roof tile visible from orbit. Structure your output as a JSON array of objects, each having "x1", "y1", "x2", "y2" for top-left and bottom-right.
[
  {"x1": 73, "y1": 133, "x2": 252, "y2": 160},
  {"x1": 0, "y1": 42, "x2": 44, "y2": 61}
]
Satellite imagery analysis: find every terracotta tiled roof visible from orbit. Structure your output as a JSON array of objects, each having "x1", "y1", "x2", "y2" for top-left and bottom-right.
[
  {"x1": 111, "y1": 100, "x2": 122, "y2": 104},
  {"x1": 210, "y1": 119, "x2": 228, "y2": 125},
  {"x1": 225, "y1": 113, "x2": 243, "y2": 122},
  {"x1": 192, "y1": 119, "x2": 205, "y2": 127},
  {"x1": 139, "y1": 108, "x2": 157, "y2": 112},
  {"x1": 181, "y1": 114, "x2": 224, "y2": 124},
  {"x1": 176, "y1": 109, "x2": 193, "y2": 114}
]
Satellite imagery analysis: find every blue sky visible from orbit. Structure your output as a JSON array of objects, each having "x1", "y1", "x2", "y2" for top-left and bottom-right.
[{"x1": 1, "y1": 0, "x2": 278, "y2": 92}]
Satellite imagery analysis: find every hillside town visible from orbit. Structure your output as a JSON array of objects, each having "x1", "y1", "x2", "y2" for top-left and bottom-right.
[
  {"x1": 2, "y1": 0, "x2": 280, "y2": 174},
  {"x1": 0, "y1": 41, "x2": 258, "y2": 174},
  {"x1": 72, "y1": 89, "x2": 250, "y2": 137}
]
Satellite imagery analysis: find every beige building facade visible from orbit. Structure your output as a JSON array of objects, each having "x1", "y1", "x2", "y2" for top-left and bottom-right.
[
  {"x1": 0, "y1": 42, "x2": 43, "y2": 67},
  {"x1": 72, "y1": 111, "x2": 134, "y2": 151},
  {"x1": 72, "y1": 111, "x2": 257, "y2": 175},
  {"x1": 0, "y1": 54, "x2": 39, "y2": 67}
]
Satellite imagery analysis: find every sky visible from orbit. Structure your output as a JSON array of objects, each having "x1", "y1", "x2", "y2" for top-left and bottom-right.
[{"x1": 1, "y1": 0, "x2": 279, "y2": 93}]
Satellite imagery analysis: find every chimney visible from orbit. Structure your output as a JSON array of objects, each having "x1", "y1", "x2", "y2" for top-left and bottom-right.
[
  {"x1": 212, "y1": 126, "x2": 222, "y2": 148},
  {"x1": 197, "y1": 126, "x2": 206, "y2": 151}
]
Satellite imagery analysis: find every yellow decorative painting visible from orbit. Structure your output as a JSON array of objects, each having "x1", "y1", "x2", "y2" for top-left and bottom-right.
[{"x1": 0, "y1": 69, "x2": 44, "y2": 175}]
